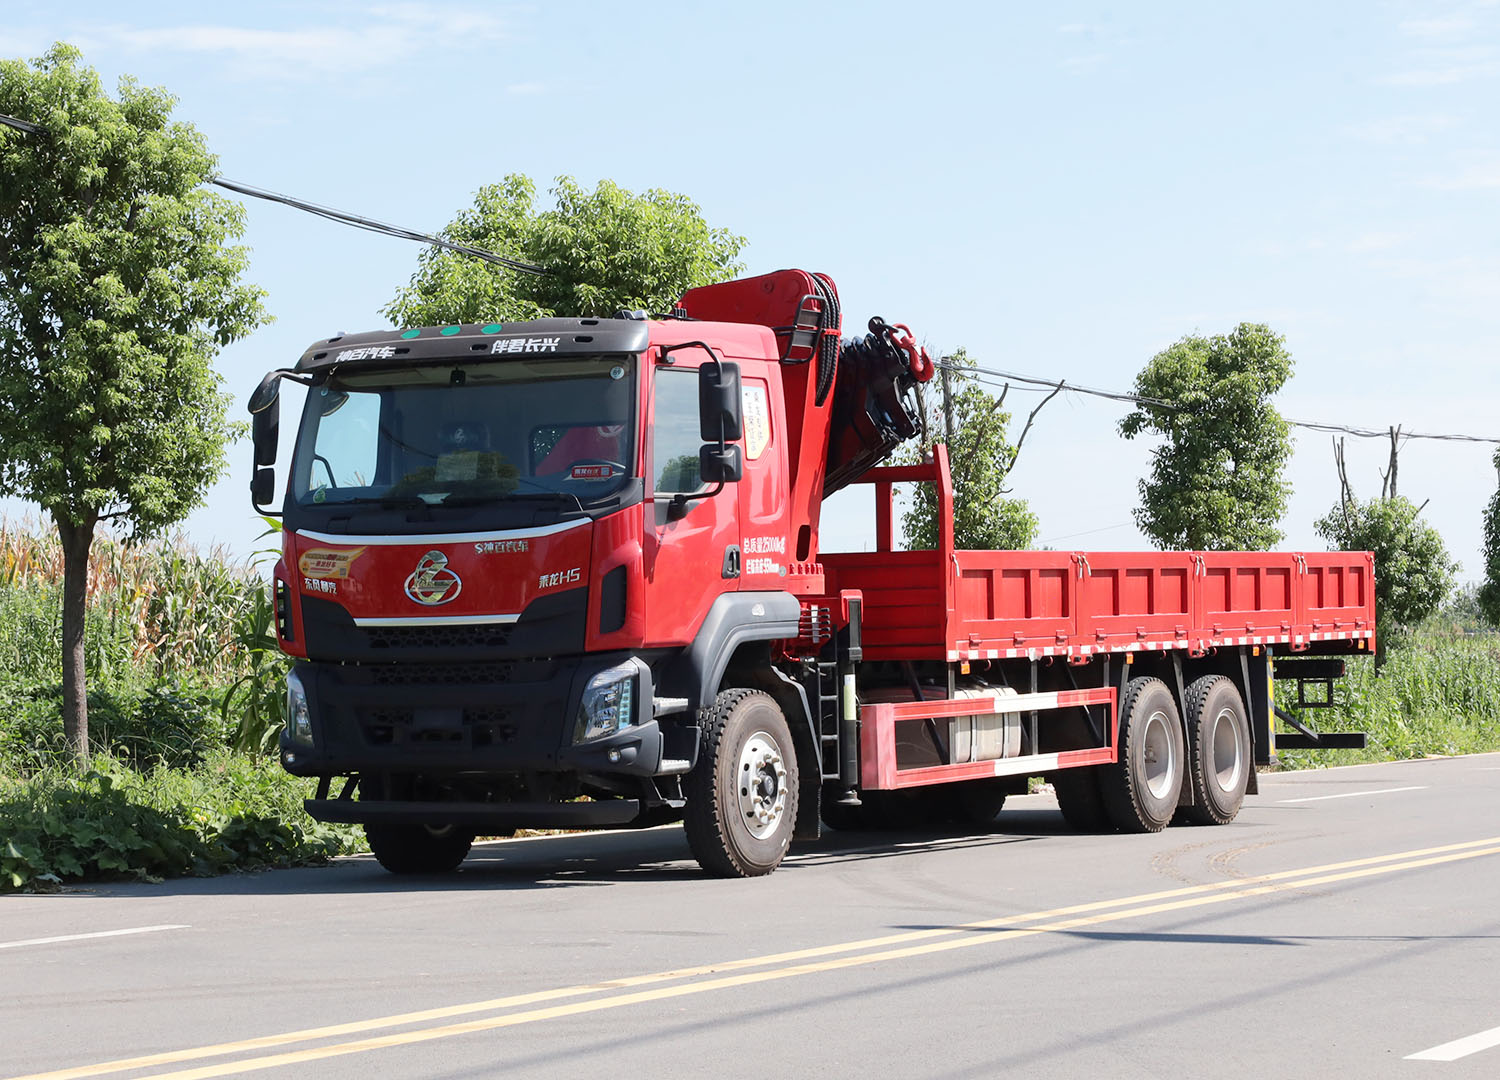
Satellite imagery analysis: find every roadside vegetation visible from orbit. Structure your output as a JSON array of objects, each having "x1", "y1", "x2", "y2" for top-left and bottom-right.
[
  {"x1": 0, "y1": 522, "x2": 363, "y2": 891},
  {"x1": 1276, "y1": 591, "x2": 1500, "y2": 770}
]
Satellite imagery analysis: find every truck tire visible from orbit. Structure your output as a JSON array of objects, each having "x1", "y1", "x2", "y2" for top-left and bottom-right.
[
  {"x1": 1180, "y1": 675, "x2": 1251, "y2": 825},
  {"x1": 1100, "y1": 677, "x2": 1184, "y2": 833},
  {"x1": 954, "y1": 780, "x2": 1009, "y2": 825},
  {"x1": 1052, "y1": 767, "x2": 1112, "y2": 832},
  {"x1": 364, "y1": 823, "x2": 474, "y2": 874},
  {"x1": 685, "y1": 689, "x2": 800, "y2": 877},
  {"x1": 820, "y1": 789, "x2": 869, "y2": 833}
]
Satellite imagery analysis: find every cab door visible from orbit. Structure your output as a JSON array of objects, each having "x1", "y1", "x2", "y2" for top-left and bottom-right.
[
  {"x1": 641, "y1": 360, "x2": 741, "y2": 646},
  {"x1": 734, "y1": 373, "x2": 790, "y2": 586}
]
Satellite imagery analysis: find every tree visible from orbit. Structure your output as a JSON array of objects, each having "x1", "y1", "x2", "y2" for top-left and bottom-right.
[
  {"x1": 900, "y1": 350, "x2": 1050, "y2": 550},
  {"x1": 1315, "y1": 496, "x2": 1457, "y2": 664},
  {"x1": 384, "y1": 175, "x2": 746, "y2": 326},
  {"x1": 1120, "y1": 324, "x2": 1294, "y2": 551},
  {"x1": 0, "y1": 45, "x2": 269, "y2": 760},
  {"x1": 1479, "y1": 447, "x2": 1500, "y2": 626}
]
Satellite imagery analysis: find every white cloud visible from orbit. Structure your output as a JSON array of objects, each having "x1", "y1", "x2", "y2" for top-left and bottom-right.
[
  {"x1": 1383, "y1": 44, "x2": 1499, "y2": 85},
  {"x1": 1418, "y1": 154, "x2": 1500, "y2": 188},
  {"x1": 1347, "y1": 232, "x2": 1410, "y2": 254},
  {"x1": 1399, "y1": 14, "x2": 1477, "y2": 38},
  {"x1": 1343, "y1": 113, "x2": 1459, "y2": 144},
  {"x1": 53, "y1": 5, "x2": 512, "y2": 81}
]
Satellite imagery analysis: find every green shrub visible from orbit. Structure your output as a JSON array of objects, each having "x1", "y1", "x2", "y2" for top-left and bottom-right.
[
  {"x1": 1276, "y1": 634, "x2": 1500, "y2": 768},
  {"x1": 0, "y1": 751, "x2": 363, "y2": 892},
  {"x1": 0, "y1": 679, "x2": 228, "y2": 775}
]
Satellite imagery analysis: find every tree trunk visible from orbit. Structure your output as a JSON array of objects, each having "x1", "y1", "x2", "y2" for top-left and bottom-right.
[{"x1": 56, "y1": 514, "x2": 97, "y2": 765}]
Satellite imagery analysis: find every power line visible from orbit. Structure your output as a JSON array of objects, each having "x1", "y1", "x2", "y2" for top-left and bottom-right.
[
  {"x1": 207, "y1": 177, "x2": 547, "y2": 275},
  {"x1": 1, "y1": 111, "x2": 547, "y2": 276},
  {"x1": 4, "y1": 105, "x2": 1498, "y2": 446},
  {"x1": 937, "y1": 359, "x2": 1500, "y2": 445}
]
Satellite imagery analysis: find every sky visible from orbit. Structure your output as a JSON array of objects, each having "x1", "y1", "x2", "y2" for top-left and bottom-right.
[{"x1": 3, "y1": 1, "x2": 1498, "y2": 579}]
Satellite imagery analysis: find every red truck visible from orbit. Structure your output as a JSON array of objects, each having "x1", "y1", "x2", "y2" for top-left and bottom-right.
[{"x1": 247, "y1": 269, "x2": 1373, "y2": 877}]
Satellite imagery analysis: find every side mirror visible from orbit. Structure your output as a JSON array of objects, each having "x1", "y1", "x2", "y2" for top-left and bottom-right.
[
  {"x1": 699, "y1": 361, "x2": 743, "y2": 442},
  {"x1": 251, "y1": 468, "x2": 277, "y2": 508},
  {"x1": 700, "y1": 444, "x2": 743, "y2": 485},
  {"x1": 252, "y1": 396, "x2": 280, "y2": 467},
  {"x1": 248, "y1": 369, "x2": 283, "y2": 415}
]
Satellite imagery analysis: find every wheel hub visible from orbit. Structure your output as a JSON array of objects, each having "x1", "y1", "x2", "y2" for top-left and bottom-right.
[
  {"x1": 1141, "y1": 709, "x2": 1177, "y2": 801},
  {"x1": 737, "y1": 731, "x2": 788, "y2": 840},
  {"x1": 1209, "y1": 706, "x2": 1244, "y2": 793}
]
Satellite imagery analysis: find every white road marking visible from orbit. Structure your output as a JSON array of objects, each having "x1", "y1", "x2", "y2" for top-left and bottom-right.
[
  {"x1": 0, "y1": 925, "x2": 189, "y2": 951},
  {"x1": 1406, "y1": 1023, "x2": 1500, "y2": 1061},
  {"x1": 1277, "y1": 785, "x2": 1426, "y2": 804}
]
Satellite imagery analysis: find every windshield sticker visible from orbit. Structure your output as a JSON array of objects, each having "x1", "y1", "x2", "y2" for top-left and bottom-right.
[
  {"x1": 491, "y1": 337, "x2": 562, "y2": 355},
  {"x1": 473, "y1": 540, "x2": 530, "y2": 555},
  {"x1": 569, "y1": 464, "x2": 616, "y2": 480},
  {"x1": 298, "y1": 547, "x2": 369, "y2": 580},
  {"x1": 742, "y1": 383, "x2": 770, "y2": 460},
  {"x1": 537, "y1": 567, "x2": 582, "y2": 590},
  {"x1": 334, "y1": 346, "x2": 399, "y2": 362}
]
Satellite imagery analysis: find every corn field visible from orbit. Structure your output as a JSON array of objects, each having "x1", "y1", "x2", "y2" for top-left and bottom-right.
[{"x1": 0, "y1": 518, "x2": 265, "y2": 685}]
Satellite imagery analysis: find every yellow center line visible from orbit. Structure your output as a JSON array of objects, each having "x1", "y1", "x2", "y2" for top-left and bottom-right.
[{"x1": 10, "y1": 834, "x2": 1500, "y2": 1080}]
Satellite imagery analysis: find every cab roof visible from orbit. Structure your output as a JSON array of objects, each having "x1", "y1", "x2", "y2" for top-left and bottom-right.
[{"x1": 294, "y1": 318, "x2": 652, "y2": 373}]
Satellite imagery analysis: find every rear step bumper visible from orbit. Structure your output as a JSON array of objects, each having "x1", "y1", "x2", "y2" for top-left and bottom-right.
[
  {"x1": 305, "y1": 798, "x2": 642, "y2": 829},
  {"x1": 1272, "y1": 733, "x2": 1368, "y2": 750}
]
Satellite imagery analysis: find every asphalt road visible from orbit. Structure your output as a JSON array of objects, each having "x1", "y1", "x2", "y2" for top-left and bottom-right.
[{"x1": 5, "y1": 753, "x2": 1500, "y2": 1080}]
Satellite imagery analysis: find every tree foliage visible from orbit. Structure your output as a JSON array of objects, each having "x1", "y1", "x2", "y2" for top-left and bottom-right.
[
  {"x1": 0, "y1": 44, "x2": 269, "y2": 758},
  {"x1": 901, "y1": 350, "x2": 1041, "y2": 551},
  {"x1": 384, "y1": 175, "x2": 746, "y2": 326},
  {"x1": 1479, "y1": 448, "x2": 1500, "y2": 626},
  {"x1": 1315, "y1": 496, "x2": 1457, "y2": 654},
  {"x1": 1120, "y1": 324, "x2": 1294, "y2": 551}
]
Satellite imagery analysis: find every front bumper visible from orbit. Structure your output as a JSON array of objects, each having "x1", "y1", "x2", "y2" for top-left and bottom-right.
[{"x1": 279, "y1": 651, "x2": 666, "y2": 777}]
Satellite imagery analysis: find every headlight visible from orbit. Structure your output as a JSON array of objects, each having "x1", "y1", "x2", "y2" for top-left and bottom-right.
[
  {"x1": 574, "y1": 662, "x2": 638, "y2": 743},
  {"x1": 286, "y1": 670, "x2": 314, "y2": 746}
]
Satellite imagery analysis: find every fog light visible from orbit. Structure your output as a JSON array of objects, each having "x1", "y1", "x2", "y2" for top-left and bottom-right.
[{"x1": 608, "y1": 748, "x2": 622, "y2": 763}]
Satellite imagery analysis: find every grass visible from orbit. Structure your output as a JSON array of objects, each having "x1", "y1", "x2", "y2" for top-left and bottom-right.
[{"x1": 1275, "y1": 632, "x2": 1500, "y2": 769}]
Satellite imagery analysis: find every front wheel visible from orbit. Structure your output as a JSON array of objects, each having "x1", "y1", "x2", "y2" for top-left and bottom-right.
[
  {"x1": 684, "y1": 689, "x2": 800, "y2": 877},
  {"x1": 364, "y1": 823, "x2": 474, "y2": 874}
]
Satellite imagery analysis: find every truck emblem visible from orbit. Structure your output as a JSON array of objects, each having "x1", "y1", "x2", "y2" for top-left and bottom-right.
[{"x1": 404, "y1": 550, "x2": 462, "y2": 606}]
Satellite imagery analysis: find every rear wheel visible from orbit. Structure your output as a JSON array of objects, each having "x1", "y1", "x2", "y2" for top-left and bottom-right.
[
  {"x1": 685, "y1": 689, "x2": 800, "y2": 877},
  {"x1": 1052, "y1": 766, "x2": 1112, "y2": 831},
  {"x1": 1180, "y1": 675, "x2": 1251, "y2": 825},
  {"x1": 953, "y1": 780, "x2": 1009, "y2": 825},
  {"x1": 1100, "y1": 677, "x2": 1184, "y2": 833},
  {"x1": 364, "y1": 823, "x2": 474, "y2": 874}
]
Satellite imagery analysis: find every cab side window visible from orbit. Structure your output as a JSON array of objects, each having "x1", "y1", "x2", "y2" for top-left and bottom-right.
[{"x1": 652, "y1": 369, "x2": 707, "y2": 495}]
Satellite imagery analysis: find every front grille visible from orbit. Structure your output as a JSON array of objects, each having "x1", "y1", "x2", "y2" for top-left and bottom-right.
[
  {"x1": 364, "y1": 623, "x2": 513, "y2": 650},
  {"x1": 356, "y1": 705, "x2": 521, "y2": 748},
  {"x1": 369, "y1": 661, "x2": 552, "y2": 686}
]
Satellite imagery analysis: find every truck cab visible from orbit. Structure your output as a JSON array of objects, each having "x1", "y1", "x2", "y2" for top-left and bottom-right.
[{"x1": 250, "y1": 270, "x2": 903, "y2": 876}]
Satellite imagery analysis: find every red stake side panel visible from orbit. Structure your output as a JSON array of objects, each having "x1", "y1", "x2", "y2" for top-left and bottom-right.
[{"x1": 820, "y1": 454, "x2": 1376, "y2": 662}]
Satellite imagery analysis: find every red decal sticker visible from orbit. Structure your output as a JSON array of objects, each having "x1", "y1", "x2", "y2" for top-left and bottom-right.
[{"x1": 570, "y1": 464, "x2": 613, "y2": 479}]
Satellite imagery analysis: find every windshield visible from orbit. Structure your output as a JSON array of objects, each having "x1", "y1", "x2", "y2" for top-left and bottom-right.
[{"x1": 290, "y1": 356, "x2": 636, "y2": 509}]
